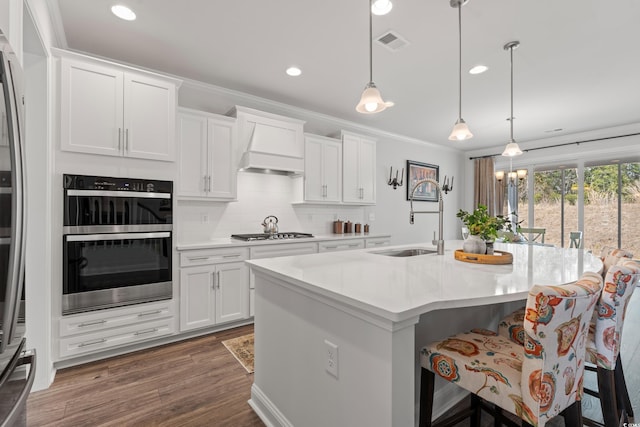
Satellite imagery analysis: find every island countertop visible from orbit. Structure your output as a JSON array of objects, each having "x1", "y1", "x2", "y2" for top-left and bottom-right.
[{"x1": 247, "y1": 241, "x2": 604, "y2": 323}]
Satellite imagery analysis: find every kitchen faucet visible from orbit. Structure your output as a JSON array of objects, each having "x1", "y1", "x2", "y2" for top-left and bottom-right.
[{"x1": 409, "y1": 178, "x2": 445, "y2": 255}]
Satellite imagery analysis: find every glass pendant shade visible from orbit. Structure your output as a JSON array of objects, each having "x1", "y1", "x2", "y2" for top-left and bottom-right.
[
  {"x1": 356, "y1": 83, "x2": 394, "y2": 114},
  {"x1": 371, "y1": 0, "x2": 393, "y2": 15},
  {"x1": 448, "y1": 118, "x2": 473, "y2": 141},
  {"x1": 502, "y1": 141, "x2": 523, "y2": 157}
]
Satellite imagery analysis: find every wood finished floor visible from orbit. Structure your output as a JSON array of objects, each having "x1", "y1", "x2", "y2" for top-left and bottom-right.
[
  {"x1": 27, "y1": 290, "x2": 640, "y2": 426},
  {"x1": 27, "y1": 324, "x2": 264, "y2": 427}
]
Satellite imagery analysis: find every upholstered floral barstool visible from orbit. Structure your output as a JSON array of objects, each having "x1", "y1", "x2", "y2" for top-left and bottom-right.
[
  {"x1": 498, "y1": 258, "x2": 640, "y2": 426},
  {"x1": 420, "y1": 272, "x2": 603, "y2": 427}
]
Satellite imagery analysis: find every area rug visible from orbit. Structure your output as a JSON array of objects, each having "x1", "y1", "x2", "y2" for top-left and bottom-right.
[{"x1": 222, "y1": 333, "x2": 254, "y2": 373}]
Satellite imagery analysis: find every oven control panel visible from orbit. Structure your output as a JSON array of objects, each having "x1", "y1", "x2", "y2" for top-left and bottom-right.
[{"x1": 63, "y1": 174, "x2": 172, "y2": 194}]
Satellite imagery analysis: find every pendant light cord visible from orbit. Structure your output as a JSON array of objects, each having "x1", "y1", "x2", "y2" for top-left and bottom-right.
[
  {"x1": 457, "y1": 3, "x2": 462, "y2": 119},
  {"x1": 368, "y1": 0, "x2": 373, "y2": 83},
  {"x1": 509, "y1": 45, "x2": 514, "y2": 142}
]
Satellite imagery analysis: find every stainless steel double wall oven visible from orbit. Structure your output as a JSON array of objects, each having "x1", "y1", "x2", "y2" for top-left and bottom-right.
[{"x1": 63, "y1": 174, "x2": 173, "y2": 315}]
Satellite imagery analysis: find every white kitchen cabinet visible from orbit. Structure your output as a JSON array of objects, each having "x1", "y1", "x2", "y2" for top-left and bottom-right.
[
  {"x1": 301, "y1": 134, "x2": 342, "y2": 203},
  {"x1": 58, "y1": 300, "x2": 175, "y2": 359},
  {"x1": 318, "y1": 239, "x2": 365, "y2": 252},
  {"x1": 365, "y1": 236, "x2": 391, "y2": 248},
  {"x1": 342, "y1": 131, "x2": 376, "y2": 204},
  {"x1": 177, "y1": 108, "x2": 236, "y2": 200},
  {"x1": 59, "y1": 55, "x2": 179, "y2": 161},
  {"x1": 179, "y1": 247, "x2": 249, "y2": 332}
]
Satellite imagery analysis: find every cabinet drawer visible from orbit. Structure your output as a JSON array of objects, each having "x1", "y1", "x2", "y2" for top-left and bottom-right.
[
  {"x1": 250, "y1": 242, "x2": 317, "y2": 259},
  {"x1": 59, "y1": 318, "x2": 174, "y2": 359},
  {"x1": 318, "y1": 239, "x2": 364, "y2": 252},
  {"x1": 59, "y1": 301, "x2": 173, "y2": 337},
  {"x1": 365, "y1": 237, "x2": 391, "y2": 248},
  {"x1": 180, "y1": 247, "x2": 249, "y2": 267}
]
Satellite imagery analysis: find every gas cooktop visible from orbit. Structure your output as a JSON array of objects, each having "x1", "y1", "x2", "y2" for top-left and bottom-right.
[{"x1": 231, "y1": 232, "x2": 314, "y2": 241}]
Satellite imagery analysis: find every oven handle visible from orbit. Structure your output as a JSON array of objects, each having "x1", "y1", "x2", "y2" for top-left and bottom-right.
[
  {"x1": 66, "y1": 189, "x2": 171, "y2": 199},
  {"x1": 66, "y1": 232, "x2": 171, "y2": 242}
]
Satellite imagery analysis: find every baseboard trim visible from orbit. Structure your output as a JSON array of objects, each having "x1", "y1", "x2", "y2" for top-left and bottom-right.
[{"x1": 248, "y1": 384, "x2": 294, "y2": 427}]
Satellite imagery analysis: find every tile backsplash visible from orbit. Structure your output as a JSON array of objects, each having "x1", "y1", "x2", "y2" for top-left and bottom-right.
[{"x1": 176, "y1": 172, "x2": 368, "y2": 242}]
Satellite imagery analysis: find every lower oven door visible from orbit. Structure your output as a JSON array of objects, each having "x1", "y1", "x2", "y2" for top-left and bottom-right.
[{"x1": 63, "y1": 232, "x2": 172, "y2": 314}]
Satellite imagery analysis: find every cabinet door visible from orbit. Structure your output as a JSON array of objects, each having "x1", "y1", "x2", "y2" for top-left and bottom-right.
[
  {"x1": 323, "y1": 139, "x2": 342, "y2": 202},
  {"x1": 180, "y1": 265, "x2": 216, "y2": 331},
  {"x1": 304, "y1": 137, "x2": 325, "y2": 201},
  {"x1": 359, "y1": 137, "x2": 376, "y2": 204},
  {"x1": 60, "y1": 58, "x2": 123, "y2": 157},
  {"x1": 342, "y1": 133, "x2": 361, "y2": 203},
  {"x1": 215, "y1": 262, "x2": 249, "y2": 324},
  {"x1": 177, "y1": 112, "x2": 209, "y2": 198},
  {"x1": 208, "y1": 117, "x2": 236, "y2": 200},
  {"x1": 124, "y1": 72, "x2": 176, "y2": 161}
]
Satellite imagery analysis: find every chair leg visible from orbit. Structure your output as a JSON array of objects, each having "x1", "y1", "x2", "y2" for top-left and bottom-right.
[
  {"x1": 615, "y1": 357, "x2": 634, "y2": 419},
  {"x1": 597, "y1": 367, "x2": 621, "y2": 427},
  {"x1": 470, "y1": 394, "x2": 481, "y2": 427},
  {"x1": 562, "y1": 400, "x2": 584, "y2": 427},
  {"x1": 420, "y1": 368, "x2": 435, "y2": 427}
]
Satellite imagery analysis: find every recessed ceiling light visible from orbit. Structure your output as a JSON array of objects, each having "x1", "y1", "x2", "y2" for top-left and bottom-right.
[
  {"x1": 469, "y1": 65, "x2": 488, "y2": 75},
  {"x1": 286, "y1": 66, "x2": 302, "y2": 77},
  {"x1": 111, "y1": 5, "x2": 136, "y2": 21}
]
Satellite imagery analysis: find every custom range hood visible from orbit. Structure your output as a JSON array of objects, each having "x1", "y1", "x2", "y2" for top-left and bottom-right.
[{"x1": 230, "y1": 106, "x2": 306, "y2": 175}]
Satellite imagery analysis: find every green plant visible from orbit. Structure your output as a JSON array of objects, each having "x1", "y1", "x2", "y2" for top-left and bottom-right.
[{"x1": 456, "y1": 205, "x2": 509, "y2": 240}]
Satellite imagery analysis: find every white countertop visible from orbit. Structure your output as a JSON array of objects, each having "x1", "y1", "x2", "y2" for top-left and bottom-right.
[
  {"x1": 247, "y1": 241, "x2": 603, "y2": 323},
  {"x1": 176, "y1": 233, "x2": 391, "y2": 251}
]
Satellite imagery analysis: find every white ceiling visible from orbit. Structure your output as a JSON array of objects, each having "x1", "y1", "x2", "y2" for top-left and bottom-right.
[{"x1": 52, "y1": 0, "x2": 640, "y2": 151}]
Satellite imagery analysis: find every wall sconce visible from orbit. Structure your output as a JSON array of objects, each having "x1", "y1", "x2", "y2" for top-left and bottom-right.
[
  {"x1": 516, "y1": 169, "x2": 527, "y2": 180},
  {"x1": 495, "y1": 170, "x2": 505, "y2": 182},
  {"x1": 441, "y1": 175, "x2": 454, "y2": 194},
  {"x1": 388, "y1": 166, "x2": 404, "y2": 189}
]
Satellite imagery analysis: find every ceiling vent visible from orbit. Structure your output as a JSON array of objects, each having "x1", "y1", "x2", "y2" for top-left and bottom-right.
[{"x1": 375, "y1": 30, "x2": 409, "y2": 52}]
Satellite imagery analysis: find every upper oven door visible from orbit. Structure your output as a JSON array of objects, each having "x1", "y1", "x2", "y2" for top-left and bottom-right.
[{"x1": 63, "y1": 189, "x2": 172, "y2": 234}]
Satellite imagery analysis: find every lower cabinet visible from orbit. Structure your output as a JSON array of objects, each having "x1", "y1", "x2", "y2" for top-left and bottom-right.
[
  {"x1": 58, "y1": 300, "x2": 175, "y2": 359},
  {"x1": 179, "y1": 247, "x2": 250, "y2": 332}
]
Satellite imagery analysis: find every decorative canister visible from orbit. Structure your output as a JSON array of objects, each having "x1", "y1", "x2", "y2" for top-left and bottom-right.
[
  {"x1": 355, "y1": 223, "x2": 362, "y2": 234},
  {"x1": 364, "y1": 224, "x2": 370, "y2": 234},
  {"x1": 344, "y1": 221, "x2": 353, "y2": 234},
  {"x1": 462, "y1": 235, "x2": 486, "y2": 254},
  {"x1": 333, "y1": 220, "x2": 344, "y2": 234}
]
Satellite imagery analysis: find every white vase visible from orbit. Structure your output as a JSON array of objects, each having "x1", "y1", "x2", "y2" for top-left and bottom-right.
[{"x1": 463, "y1": 235, "x2": 486, "y2": 254}]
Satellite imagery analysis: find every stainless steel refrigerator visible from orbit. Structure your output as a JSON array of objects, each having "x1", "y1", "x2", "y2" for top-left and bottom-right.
[{"x1": 0, "y1": 30, "x2": 36, "y2": 426}]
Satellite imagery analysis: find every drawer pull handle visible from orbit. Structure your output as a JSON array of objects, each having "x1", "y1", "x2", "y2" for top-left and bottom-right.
[
  {"x1": 325, "y1": 246, "x2": 338, "y2": 249},
  {"x1": 78, "y1": 338, "x2": 106, "y2": 348},
  {"x1": 188, "y1": 256, "x2": 210, "y2": 261},
  {"x1": 78, "y1": 319, "x2": 107, "y2": 328},
  {"x1": 222, "y1": 254, "x2": 240, "y2": 258},
  {"x1": 134, "y1": 328, "x2": 158, "y2": 336},
  {"x1": 138, "y1": 310, "x2": 162, "y2": 317},
  {"x1": 348, "y1": 244, "x2": 360, "y2": 248}
]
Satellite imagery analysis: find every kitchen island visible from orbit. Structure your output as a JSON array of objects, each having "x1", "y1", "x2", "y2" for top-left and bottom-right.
[{"x1": 247, "y1": 241, "x2": 603, "y2": 427}]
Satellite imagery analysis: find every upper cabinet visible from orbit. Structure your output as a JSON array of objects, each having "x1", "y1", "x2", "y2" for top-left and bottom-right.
[
  {"x1": 294, "y1": 134, "x2": 342, "y2": 203},
  {"x1": 342, "y1": 131, "x2": 376, "y2": 204},
  {"x1": 177, "y1": 108, "x2": 237, "y2": 201},
  {"x1": 58, "y1": 53, "x2": 180, "y2": 162}
]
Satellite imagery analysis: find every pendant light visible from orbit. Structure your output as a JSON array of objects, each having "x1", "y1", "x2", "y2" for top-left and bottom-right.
[
  {"x1": 356, "y1": 0, "x2": 394, "y2": 114},
  {"x1": 371, "y1": 0, "x2": 393, "y2": 15},
  {"x1": 448, "y1": 0, "x2": 473, "y2": 141},
  {"x1": 501, "y1": 41, "x2": 523, "y2": 157}
]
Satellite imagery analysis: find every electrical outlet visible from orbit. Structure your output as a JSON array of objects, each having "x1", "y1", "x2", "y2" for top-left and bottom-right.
[
  {"x1": 324, "y1": 339, "x2": 339, "y2": 378},
  {"x1": 201, "y1": 213, "x2": 209, "y2": 223},
  {"x1": 368, "y1": 212, "x2": 375, "y2": 221}
]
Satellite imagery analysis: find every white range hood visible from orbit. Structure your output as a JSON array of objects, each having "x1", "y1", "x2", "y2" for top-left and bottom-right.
[{"x1": 230, "y1": 106, "x2": 306, "y2": 175}]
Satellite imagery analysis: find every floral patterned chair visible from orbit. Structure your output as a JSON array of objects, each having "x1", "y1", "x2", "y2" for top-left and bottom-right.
[
  {"x1": 498, "y1": 258, "x2": 640, "y2": 426},
  {"x1": 420, "y1": 272, "x2": 603, "y2": 427}
]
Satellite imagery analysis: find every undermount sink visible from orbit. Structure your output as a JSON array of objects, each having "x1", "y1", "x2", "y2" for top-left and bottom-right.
[{"x1": 372, "y1": 248, "x2": 437, "y2": 257}]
